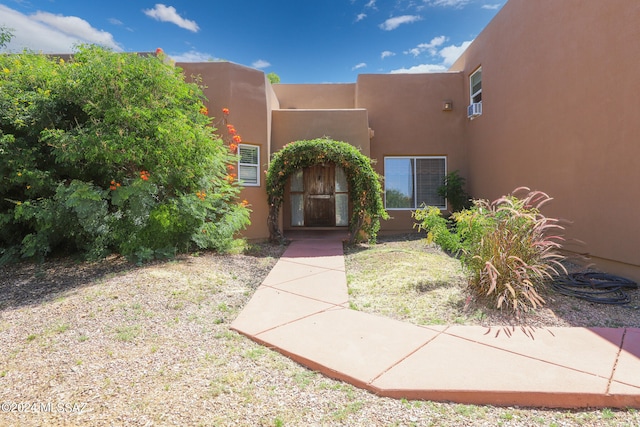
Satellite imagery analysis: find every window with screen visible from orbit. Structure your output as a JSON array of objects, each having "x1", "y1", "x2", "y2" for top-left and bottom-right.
[
  {"x1": 238, "y1": 144, "x2": 260, "y2": 186},
  {"x1": 384, "y1": 157, "x2": 446, "y2": 210}
]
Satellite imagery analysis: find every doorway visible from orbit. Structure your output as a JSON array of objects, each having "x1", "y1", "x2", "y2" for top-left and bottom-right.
[{"x1": 290, "y1": 164, "x2": 348, "y2": 227}]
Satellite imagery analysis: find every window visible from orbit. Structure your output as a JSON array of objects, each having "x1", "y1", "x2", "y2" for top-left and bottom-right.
[
  {"x1": 384, "y1": 157, "x2": 446, "y2": 210},
  {"x1": 468, "y1": 67, "x2": 483, "y2": 118},
  {"x1": 470, "y1": 67, "x2": 482, "y2": 104},
  {"x1": 238, "y1": 144, "x2": 260, "y2": 186}
]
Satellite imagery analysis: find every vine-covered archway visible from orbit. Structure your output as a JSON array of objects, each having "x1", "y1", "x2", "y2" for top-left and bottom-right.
[{"x1": 265, "y1": 138, "x2": 389, "y2": 244}]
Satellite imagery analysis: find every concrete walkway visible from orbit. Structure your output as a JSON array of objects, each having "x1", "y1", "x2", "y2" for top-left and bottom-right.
[{"x1": 231, "y1": 236, "x2": 640, "y2": 408}]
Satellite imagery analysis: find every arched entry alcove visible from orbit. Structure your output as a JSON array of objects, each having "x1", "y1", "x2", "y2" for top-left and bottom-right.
[{"x1": 265, "y1": 138, "x2": 388, "y2": 244}]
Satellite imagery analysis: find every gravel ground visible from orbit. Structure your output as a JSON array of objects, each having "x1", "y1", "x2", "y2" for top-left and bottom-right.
[{"x1": 1, "y1": 241, "x2": 639, "y2": 426}]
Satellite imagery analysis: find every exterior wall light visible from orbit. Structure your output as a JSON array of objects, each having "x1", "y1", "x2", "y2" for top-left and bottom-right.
[{"x1": 442, "y1": 100, "x2": 453, "y2": 111}]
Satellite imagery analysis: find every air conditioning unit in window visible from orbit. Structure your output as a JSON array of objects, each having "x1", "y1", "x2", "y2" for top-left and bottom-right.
[{"x1": 467, "y1": 102, "x2": 482, "y2": 119}]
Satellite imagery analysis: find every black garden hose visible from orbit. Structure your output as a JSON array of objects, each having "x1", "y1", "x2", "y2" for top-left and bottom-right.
[{"x1": 552, "y1": 272, "x2": 638, "y2": 305}]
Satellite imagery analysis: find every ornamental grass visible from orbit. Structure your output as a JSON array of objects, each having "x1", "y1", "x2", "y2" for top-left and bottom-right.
[{"x1": 414, "y1": 188, "x2": 567, "y2": 313}]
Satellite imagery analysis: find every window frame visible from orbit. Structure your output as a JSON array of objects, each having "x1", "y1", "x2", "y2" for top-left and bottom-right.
[
  {"x1": 237, "y1": 143, "x2": 260, "y2": 187},
  {"x1": 383, "y1": 156, "x2": 447, "y2": 211},
  {"x1": 470, "y1": 66, "x2": 482, "y2": 105}
]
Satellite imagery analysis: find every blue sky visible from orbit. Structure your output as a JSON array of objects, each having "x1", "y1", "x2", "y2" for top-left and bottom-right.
[{"x1": 0, "y1": 0, "x2": 504, "y2": 83}]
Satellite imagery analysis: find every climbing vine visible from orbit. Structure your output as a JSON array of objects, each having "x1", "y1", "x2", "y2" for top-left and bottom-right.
[{"x1": 265, "y1": 138, "x2": 388, "y2": 244}]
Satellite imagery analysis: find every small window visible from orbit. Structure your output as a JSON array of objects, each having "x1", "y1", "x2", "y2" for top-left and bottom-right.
[
  {"x1": 335, "y1": 166, "x2": 348, "y2": 226},
  {"x1": 470, "y1": 67, "x2": 482, "y2": 104},
  {"x1": 384, "y1": 157, "x2": 446, "y2": 210},
  {"x1": 238, "y1": 144, "x2": 260, "y2": 186}
]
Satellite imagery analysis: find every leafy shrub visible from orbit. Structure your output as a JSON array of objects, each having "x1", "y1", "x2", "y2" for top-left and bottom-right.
[
  {"x1": 412, "y1": 205, "x2": 460, "y2": 253},
  {"x1": 0, "y1": 46, "x2": 249, "y2": 263},
  {"x1": 413, "y1": 188, "x2": 566, "y2": 312},
  {"x1": 437, "y1": 170, "x2": 471, "y2": 212}
]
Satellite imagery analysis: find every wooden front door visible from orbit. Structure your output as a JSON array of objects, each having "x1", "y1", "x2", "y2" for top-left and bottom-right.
[{"x1": 304, "y1": 164, "x2": 335, "y2": 227}]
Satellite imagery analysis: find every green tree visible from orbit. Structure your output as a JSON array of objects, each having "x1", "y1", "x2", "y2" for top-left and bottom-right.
[
  {"x1": 267, "y1": 72, "x2": 280, "y2": 84},
  {"x1": 0, "y1": 45, "x2": 249, "y2": 263},
  {"x1": 384, "y1": 189, "x2": 412, "y2": 209},
  {"x1": 0, "y1": 26, "x2": 13, "y2": 49}
]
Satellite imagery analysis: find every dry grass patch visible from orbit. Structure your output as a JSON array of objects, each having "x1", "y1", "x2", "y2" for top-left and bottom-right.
[
  {"x1": 346, "y1": 238, "x2": 469, "y2": 325},
  {"x1": 345, "y1": 235, "x2": 640, "y2": 328}
]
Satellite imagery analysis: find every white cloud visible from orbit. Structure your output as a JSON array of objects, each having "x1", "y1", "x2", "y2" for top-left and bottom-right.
[
  {"x1": 481, "y1": 3, "x2": 502, "y2": 10},
  {"x1": 352, "y1": 62, "x2": 367, "y2": 71},
  {"x1": 424, "y1": 0, "x2": 471, "y2": 8},
  {"x1": 0, "y1": 5, "x2": 122, "y2": 53},
  {"x1": 381, "y1": 50, "x2": 395, "y2": 59},
  {"x1": 31, "y1": 11, "x2": 122, "y2": 49},
  {"x1": 390, "y1": 63, "x2": 448, "y2": 74},
  {"x1": 405, "y1": 35, "x2": 447, "y2": 57},
  {"x1": 170, "y1": 50, "x2": 216, "y2": 62},
  {"x1": 390, "y1": 39, "x2": 473, "y2": 74},
  {"x1": 107, "y1": 17, "x2": 133, "y2": 32},
  {"x1": 252, "y1": 59, "x2": 271, "y2": 69},
  {"x1": 355, "y1": 1, "x2": 376, "y2": 23},
  {"x1": 143, "y1": 4, "x2": 199, "y2": 32},
  {"x1": 379, "y1": 15, "x2": 421, "y2": 31},
  {"x1": 439, "y1": 40, "x2": 472, "y2": 66}
]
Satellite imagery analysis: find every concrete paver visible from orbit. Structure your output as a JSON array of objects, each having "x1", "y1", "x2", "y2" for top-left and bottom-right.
[
  {"x1": 231, "y1": 236, "x2": 640, "y2": 408},
  {"x1": 442, "y1": 326, "x2": 624, "y2": 378},
  {"x1": 266, "y1": 264, "x2": 349, "y2": 305},
  {"x1": 611, "y1": 329, "x2": 640, "y2": 393},
  {"x1": 370, "y1": 330, "x2": 613, "y2": 407},
  {"x1": 231, "y1": 287, "x2": 336, "y2": 336},
  {"x1": 256, "y1": 308, "x2": 443, "y2": 387}
]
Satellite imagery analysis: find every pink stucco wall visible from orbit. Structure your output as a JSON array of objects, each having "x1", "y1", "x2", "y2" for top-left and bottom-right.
[
  {"x1": 356, "y1": 73, "x2": 467, "y2": 232},
  {"x1": 273, "y1": 84, "x2": 356, "y2": 109},
  {"x1": 450, "y1": 0, "x2": 640, "y2": 279}
]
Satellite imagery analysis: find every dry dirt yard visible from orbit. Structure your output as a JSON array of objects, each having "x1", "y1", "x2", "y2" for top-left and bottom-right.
[{"x1": 1, "y1": 238, "x2": 639, "y2": 427}]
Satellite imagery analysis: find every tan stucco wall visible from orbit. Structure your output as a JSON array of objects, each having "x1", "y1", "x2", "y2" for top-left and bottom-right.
[
  {"x1": 355, "y1": 73, "x2": 468, "y2": 232},
  {"x1": 273, "y1": 84, "x2": 356, "y2": 109},
  {"x1": 271, "y1": 109, "x2": 370, "y2": 155},
  {"x1": 264, "y1": 77, "x2": 280, "y2": 161},
  {"x1": 178, "y1": 61, "x2": 273, "y2": 240},
  {"x1": 450, "y1": 0, "x2": 640, "y2": 279}
]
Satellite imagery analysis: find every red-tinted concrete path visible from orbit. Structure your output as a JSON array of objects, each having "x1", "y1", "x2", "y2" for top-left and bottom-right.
[{"x1": 231, "y1": 235, "x2": 640, "y2": 408}]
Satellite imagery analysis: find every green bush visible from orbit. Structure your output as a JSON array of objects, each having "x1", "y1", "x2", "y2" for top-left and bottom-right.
[
  {"x1": 0, "y1": 46, "x2": 249, "y2": 263},
  {"x1": 437, "y1": 170, "x2": 471, "y2": 212},
  {"x1": 413, "y1": 188, "x2": 566, "y2": 312},
  {"x1": 412, "y1": 205, "x2": 460, "y2": 253}
]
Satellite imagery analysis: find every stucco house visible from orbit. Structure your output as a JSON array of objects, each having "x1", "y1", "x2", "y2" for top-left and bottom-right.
[{"x1": 178, "y1": 0, "x2": 640, "y2": 282}]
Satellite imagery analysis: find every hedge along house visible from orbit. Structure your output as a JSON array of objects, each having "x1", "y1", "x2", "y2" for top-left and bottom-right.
[{"x1": 178, "y1": 0, "x2": 640, "y2": 282}]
